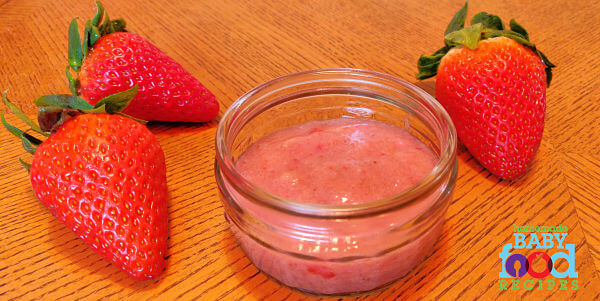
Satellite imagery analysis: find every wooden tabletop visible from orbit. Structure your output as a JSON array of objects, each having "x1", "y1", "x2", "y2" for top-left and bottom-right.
[{"x1": 1, "y1": 0, "x2": 600, "y2": 300}]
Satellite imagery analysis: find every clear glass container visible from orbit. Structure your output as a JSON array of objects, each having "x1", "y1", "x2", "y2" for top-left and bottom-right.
[{"x1": 215, "y1": 68, "x2": 457, "y2": 295}]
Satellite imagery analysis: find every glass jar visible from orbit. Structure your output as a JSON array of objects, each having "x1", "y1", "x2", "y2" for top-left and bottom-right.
[{"x1": 215, "y1": 68, "x2": 457, "y2": 295}]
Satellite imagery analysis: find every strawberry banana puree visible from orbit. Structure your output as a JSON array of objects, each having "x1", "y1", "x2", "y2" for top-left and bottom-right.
[
  {"x1": 237, "y1": 118, "x2": 437, "y2": 205},
  {"x1": 231, "y1": 118, "x2": 444, "y2": 294}
]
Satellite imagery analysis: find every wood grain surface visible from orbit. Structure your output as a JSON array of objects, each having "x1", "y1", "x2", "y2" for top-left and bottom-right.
[{"x1": 1, "y1": 0, "x2": 599, "y2": 300}]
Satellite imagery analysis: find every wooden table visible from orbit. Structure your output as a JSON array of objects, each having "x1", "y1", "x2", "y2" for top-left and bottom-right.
[{"x1": 1, "y1": 0, "x2": 599, "y2": 299}]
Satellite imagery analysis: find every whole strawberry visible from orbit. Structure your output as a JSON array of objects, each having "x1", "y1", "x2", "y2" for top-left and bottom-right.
[
  {"x1": 66, "y1": 2, "x2": 218, "y2": 122},
  {"x1": 417, "y1": 2, "x2": 554, "y2": 180},
  {"x1": 2, "y1": 87, "x2": 168, "y2": 280}
]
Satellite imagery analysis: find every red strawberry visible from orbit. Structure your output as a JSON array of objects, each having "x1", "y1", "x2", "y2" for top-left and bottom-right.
[
  {"x1": 66, "y1": 2, "x2": 218, "y2": 122},
  {"x1": 2, "y1": 87, "x2": 168, "y2": 280},
  {"x1": 417, "y1": 2, "x2": 554, "y2": 180}
]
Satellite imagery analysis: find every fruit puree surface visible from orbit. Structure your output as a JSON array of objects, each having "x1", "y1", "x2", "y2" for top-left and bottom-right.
[
  {"x1": 236, "y1": 118, "x2": 438, "y2": 204},
  {"x1": 229, "y1": 118, "x2": 443, "y2": 294}
]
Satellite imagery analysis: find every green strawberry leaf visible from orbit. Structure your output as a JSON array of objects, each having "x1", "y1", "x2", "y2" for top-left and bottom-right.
[
  {"x1": 83, "y1": 104, "x2": 107, "y2": 113},
  {"x1": 117, "y1": 112, "x2": 148, "y2": 125},
  {"x1": 509, "y1": 19, "x2": 529, "y2": 41},
  {"x1": 416, "y1": 45, "x2": 451, "y2": 80},
  {"x1": 444, "y1": 1, "x2": 468, "y2": 36},
  {"x1": 1, "y1": 113, "x2": 24, "y2": 139},
  {"x1": 535, "y1": 49, "x2": 555, "y2": 86},
  {"x1": 536, "y1": 49, "x2": 555, "y2": 68},
  {"x1": 545, "y1": 67, "x2": 553, "y2": 87},
  {"x1": 91, "y1": 1, "x2": 105, "y2": 27},
  {"x1": 99, "y1": 15, "x2": 127, "y2": 35},
  {"x1": 65, "y1": 66, "x2": 79, "y2": 95},
  {"x1": 111, "y1": 19, "x2": 126, "y2": 32},
  {"x1": 82, "y1": 21, "x2": 92, "y2": 60},
  {"x1": 93, "y1": 3, "x2": 127, "y2": 37},
  {"x1": 2, "y1": 91, "x2": 48, "y2": 136},
  {"x1": 93, "y1": 85, "x2": 138, "y2": 113},
  {"x1": 21, "y1": 130, "x2": 42, "y2": 155},
  {"x1": 98, "y1": 12, "x2": 126, "y2": 35},
  {"x1": 445, "y1": 23, "x2": 483, "y2": 50},
  {"x1": 481, "y1": 29, "x2": 533, "y2": 47},
  {"x1": 102, "y1": 12, "x2": 114, "y2": 34},
  {"x1": 2, "y1": 95, "x2": 46, "y2": 161},
  {"x1": 19, "y1": 158, "x2": 31, "y2": 173},
  {"x1": 89, "y1": 24, "x2": 101, "y2": 46},
  {"x1": 22, "y1": 134, "x2": 38, "y2": 154},
  {"x1": 34, "y1": 94, "x2": 94, "y2": 110},
  {"x1": 471, "y1": 12, "x2": 504, "y2": 30},
  {"x1": 68, "y1": 18, "x2": 83, "y2": 72}
]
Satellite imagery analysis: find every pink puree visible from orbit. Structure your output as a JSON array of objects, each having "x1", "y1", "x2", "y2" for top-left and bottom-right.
[
  {"x1": 237, "y1": 118, "x2": 436, "y2": 205},
  {"x1": 231, "y1": 118, "x2": 443, "y2": 294}
]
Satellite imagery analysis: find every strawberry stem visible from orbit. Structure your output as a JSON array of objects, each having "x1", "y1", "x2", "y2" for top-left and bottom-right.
[{"x1": 38, "y1": 107, "x2": 82, "y2": 133}]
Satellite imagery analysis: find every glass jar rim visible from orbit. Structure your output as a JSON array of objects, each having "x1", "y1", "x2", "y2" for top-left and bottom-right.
[{"x1": 215, "y1": 68, "x2": 457, "y2": 218}]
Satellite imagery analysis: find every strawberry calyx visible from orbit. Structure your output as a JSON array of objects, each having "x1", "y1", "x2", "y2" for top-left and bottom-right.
[
  {"x1": 66, "y1": 1, "x2": 127, "y2": 94},
  {"x1": 416, "y1": 1, "x2": 555, "y2": 86},
  {"x1": 1, "y1": 85, "x2": 141, "y2": 171}
]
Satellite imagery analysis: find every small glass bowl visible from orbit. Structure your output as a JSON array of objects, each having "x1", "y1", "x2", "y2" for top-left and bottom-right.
[{"x1": 215, "y1": 68, "x2": 457, "y2": 295}]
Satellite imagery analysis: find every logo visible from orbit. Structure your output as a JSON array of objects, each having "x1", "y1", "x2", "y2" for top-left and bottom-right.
[{"x1": 498, "y1": 224, "x2": 578, "y2": 291}]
